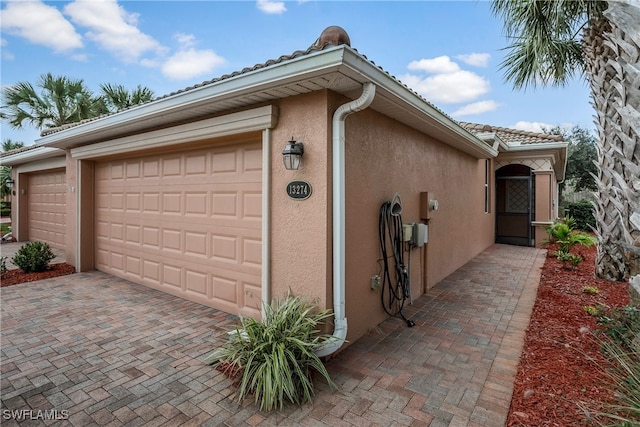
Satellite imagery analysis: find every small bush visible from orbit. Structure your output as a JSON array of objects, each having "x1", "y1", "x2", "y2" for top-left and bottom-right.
[
  {"x1": 0, "y1": 201, "x2": 10, "y2": 217},
  {"x1": 565, "y1": 200, "x2": 595, "y2": 231},
  {"x1": 546, "y1": 217, "x2": 596, "y2": 269},
  {"x1": 582, "y1": 286, "x2": 600, "y2": 295},
  {"x1": 205, "y1": 294, "x2": 337, "y2": 411},
  {"x1": 555, "y1": 250, "x2": 584, "y2": 268},
  {"x1": 0, "y1": 256, "x2": 6, "y2": 273},
  {"x1": 12, "y1": 241, "x2": 56, "y2": 273},
  {"x1": 584, "y1": 305, "x2": 601, "y2": 316}
]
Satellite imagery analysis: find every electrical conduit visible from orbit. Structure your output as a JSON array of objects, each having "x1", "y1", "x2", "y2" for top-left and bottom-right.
[{"x1": 314, "y1": 82, "x2": 376, "y2": 357}]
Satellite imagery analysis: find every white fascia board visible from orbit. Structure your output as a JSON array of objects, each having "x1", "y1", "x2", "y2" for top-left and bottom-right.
[
  {"x1": 70, "y1": 105, "x2": 277, "y2": 160},
  {"x1": 0, "y1": 147, "x2": 65, "y2": 167},
  {"x1": 338, "y1": 49, "x2": 498, "y2": 159},
  {"x1": 38, "y1": 49, "x2": 348, "y2": 149},
  {"x1": 475, "y1": 132, "x2": 509, "y2": 152}
]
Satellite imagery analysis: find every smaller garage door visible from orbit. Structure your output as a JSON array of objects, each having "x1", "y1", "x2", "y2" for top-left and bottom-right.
[{"x1": 27, "y1": 170, "x2": 67, "y2": 249}]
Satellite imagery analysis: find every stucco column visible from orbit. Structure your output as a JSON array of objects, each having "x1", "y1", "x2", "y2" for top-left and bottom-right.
[
  {"x1": 532, "y1": 170, "x2": 553, "y2": 247},
  {"x1": 75, "y1": 159, "x2": 95, "y2": 272},
  {"x1": 14, "y1": 172, "x2": 28, "y2": 242}
]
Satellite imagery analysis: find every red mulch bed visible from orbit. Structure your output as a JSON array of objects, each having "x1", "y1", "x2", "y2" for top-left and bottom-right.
[
  {"x1": 1, "y1": 263, "x2": 76, "y2": 287},
  {"x1": 507, "y1": 244, "x2": 630, "y2": 426}
]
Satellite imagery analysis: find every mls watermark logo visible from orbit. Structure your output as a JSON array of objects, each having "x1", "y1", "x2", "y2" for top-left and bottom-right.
[{"x1": 2, "y1": 409, "x2": 69, "y2": 421}]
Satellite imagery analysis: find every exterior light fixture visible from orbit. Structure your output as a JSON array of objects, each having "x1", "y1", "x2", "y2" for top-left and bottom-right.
[
  {"x1": 282, "y1": 138, "x2": 304, "y2": 170},
  {"x1": 5, "y1": 178, "x2": 14, "y2": 190}
]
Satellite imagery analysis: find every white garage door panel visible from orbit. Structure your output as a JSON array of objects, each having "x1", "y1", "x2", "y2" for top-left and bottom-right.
[
  {"x1": 28, "y1": 170, "x2": 66, "y2": 249},
  {"x1": 95, "y1": 142, "x2": 262, "y2": 317}
]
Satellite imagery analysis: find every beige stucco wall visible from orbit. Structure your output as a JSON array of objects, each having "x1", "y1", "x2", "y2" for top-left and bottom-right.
[
  {"x1": 7, "y1": 89, "x2": 502, "y2": 351},
  {"x1": 341, "y1": 100, "x2": 495, "y2": 343},
  {"x1": 269, "y1": 92, "x2": 332, "y2": 311}
]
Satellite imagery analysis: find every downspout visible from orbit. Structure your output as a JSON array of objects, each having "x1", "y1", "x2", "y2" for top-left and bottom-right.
[
  {"x1": 261, "y1": 128, "x2": 272, "y2": 316},
  {"x1": 315, "y1": 82, "x2": 376, "y2": 357}
]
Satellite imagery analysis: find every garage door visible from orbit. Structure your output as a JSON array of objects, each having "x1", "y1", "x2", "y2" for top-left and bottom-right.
[
  {"x1": 28, "y1": 170, "x2": 67, "y2": 249},
  {"x1": 95, "y1": 141, "x2": 262, "y2": 317}
]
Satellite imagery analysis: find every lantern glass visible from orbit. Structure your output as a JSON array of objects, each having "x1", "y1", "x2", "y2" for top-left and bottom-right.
[{"x1": 282, "y1": 140, "x2": 304, "y2": 170}]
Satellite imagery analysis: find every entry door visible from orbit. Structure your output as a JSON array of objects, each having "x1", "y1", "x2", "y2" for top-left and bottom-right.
[{"x1": 496, "y1": 176, "x2": 532, "y2": 246}]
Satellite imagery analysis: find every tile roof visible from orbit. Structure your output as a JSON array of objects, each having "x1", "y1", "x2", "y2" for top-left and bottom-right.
[
  {"x1": 459, "y1": 122, "x2": 564, "y2": 145},
  {"x1": 39, "y1": 27, "x2": 454, "y2": 139},
  {"x1": 0, "y1": 144, "x2": 41, "y2": 158}
]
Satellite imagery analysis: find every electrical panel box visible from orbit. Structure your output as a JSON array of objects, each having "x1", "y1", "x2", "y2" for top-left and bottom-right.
[
  {"x1": 411, "y1": 223, "x2": 428, "y2": 247},
  {"x1": 402, "y1": 224, "x2": 413, "y2": 242}
]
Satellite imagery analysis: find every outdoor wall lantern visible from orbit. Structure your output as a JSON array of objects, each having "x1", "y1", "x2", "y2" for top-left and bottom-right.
[
  {"x1": 282, "y1": 138, "x2": 304, "y2": 170},
  {"x1": 5, "y1": 178, "x2": 14, "y2": 190}
]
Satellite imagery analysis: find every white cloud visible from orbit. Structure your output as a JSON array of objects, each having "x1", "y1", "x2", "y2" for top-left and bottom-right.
[
  {"x1": 64, "y1": 0, "x2": 163, "y2": 63},
  {"x1": 400, "y1": 70, "x2": 490, "y2": 104},
  {"x1": 257, "y1": 0, "x2": 287, "y2": 14},
  {"x1": 452, "y1": 100, "x2": 500, "y2": 117},
  {"x1": 162, "y1": 48, "x2": 226, "y2": 81},
  {"x1": 0, "y1": 1, "x2": 82, "y2": 53},
  {"x1": 0, "y1": 38, "x2": 13, "y2": 60},
  {"x1": 408, "y1": 56, "x2": 460, "y2": 74},
  {"x1": 174, "y1": 33, "x2": 196, "y2": 48},
  {"x1": 511, "y1": 121, "x2": 575, "y2": 134},
  {"x1": 456, "y1": 53, "x2": 490, "y2": 67}
]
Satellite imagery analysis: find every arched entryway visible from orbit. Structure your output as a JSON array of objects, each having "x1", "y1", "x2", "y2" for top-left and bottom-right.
[{"x1": 496, "y1": 164, "x2": 535, "y2": 246}]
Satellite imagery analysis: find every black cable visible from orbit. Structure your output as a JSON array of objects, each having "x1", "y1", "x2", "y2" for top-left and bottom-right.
[{"x1": 378, "y1": 201, "x2": 414, "y2": 327}]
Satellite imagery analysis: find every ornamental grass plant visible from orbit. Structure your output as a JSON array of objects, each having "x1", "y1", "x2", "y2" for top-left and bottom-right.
[
  {"x1": 595, "y1": 306, "x2": 640, "y2": 426},
  {"x1": 205, "y1": 294, "x2": 337, "y2": 411}
]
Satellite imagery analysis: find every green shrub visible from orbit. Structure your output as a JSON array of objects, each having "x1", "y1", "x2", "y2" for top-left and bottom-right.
[
  {"x1": 0, "y1": 256, "x2": 6, "y2": 273},
  {"x1": 565, "y1": 200, "x2": 595, "y2": 231},
  {"x1": 205, "y1": 294, "x2": 337, "y2": 411},
  {"x1": 555, "y1": 249, "x2": 584, "y2": 268},
  {"x1": 0, "y1": 201, "x2": 10, "y2": 217},
  {"x1": 582, "y1": 285, "x2": 600, "y2": 295},
  {"x1": 546, "y1": 217, "x2": 596, "y2": 261},
  {"x1": 11, "y1": 241, "x2": 56, "y2": 273}
]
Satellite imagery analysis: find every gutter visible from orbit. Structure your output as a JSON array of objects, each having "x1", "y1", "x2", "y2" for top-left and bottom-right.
[{"x1": 314, "y1": 82, "x2": 376, "y2": 358}]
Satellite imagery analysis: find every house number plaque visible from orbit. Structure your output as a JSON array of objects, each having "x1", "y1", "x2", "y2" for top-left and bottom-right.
[{"x1": 286, "y1": 181, "x2": 312, "y2": 200}]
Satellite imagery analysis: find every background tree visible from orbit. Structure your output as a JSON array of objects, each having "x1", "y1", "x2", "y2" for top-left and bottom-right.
[
  {"x1": 1, "y1": 138, "x2": 24, "y2": 199},
  {"x1": 545, "y1": 126, "x2": 597, "y2": 195},
  {"x1": 0, "y1": 166, "x2": 13, "y2": 199},
  {"x1": 1, "y1": 73, "x2": 101, "y2": 130},
  {"x1": 98, "y1": 83, "x2": 155, "y2": 113},
  {"x1": 492, "y1": 0, "x2": 640, "y2": 280},
  {"x1": 564, "y1": 127, "x2": 597, "y2": 194},
  {"x1": 1, "y1": 138, "x2": 25, "y2": 153},
  {"x1": 1, "y1": 74, "x2": 155, "y2": 130}
]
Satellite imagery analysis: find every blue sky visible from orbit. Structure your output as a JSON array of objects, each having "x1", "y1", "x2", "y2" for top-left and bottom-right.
[{"x1": 1, "y1": 0, "x2": 594, "y2": 146}]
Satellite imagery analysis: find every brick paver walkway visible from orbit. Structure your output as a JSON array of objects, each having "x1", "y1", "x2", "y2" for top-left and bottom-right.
[{"x1": 1, "y1": 244, "x2": 545, "y2": 426}]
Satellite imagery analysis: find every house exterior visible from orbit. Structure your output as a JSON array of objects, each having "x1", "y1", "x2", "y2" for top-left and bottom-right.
[{"x1": 1, "y1": 27, "x2": 566, "y2": 354}]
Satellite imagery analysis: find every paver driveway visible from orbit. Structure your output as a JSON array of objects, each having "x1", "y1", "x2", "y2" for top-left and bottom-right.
[{"x1": 1, "y1": 244, "x2": 545, "y2": 426}]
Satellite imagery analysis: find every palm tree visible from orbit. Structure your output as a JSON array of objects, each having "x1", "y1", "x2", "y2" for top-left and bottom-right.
[
  {"x1": 492, "y1": 0, "x2": 640, "y2": 281},
  {"x1": 1, "y1": 73, "x2": 102, "y2": 130},
  {"x1": 98, "y1": 83, "x2": 155, "y2": 113},
  {"x1": 0, "y1": 166, "x2": 12, "y2": 199},
  {"x1": 1, "y1": 138, "x2": 24, "y2": 152}
]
